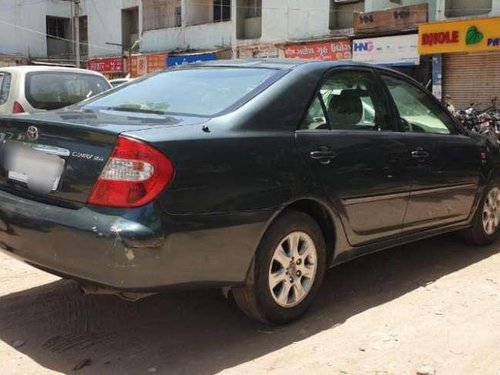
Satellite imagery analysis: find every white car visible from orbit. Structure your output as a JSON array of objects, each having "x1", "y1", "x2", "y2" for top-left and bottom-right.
[
  {"x1": 109, "y1": 78, "x2": 134, "y2": 88},
  {"x1": 0, "y1": 66, "x2": 111, "y2": 114}
]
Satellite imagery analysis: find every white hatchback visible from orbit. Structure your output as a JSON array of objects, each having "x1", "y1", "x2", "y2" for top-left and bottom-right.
[{"x1": 0, "y1": 66, "x2": 111, "y2": 115}]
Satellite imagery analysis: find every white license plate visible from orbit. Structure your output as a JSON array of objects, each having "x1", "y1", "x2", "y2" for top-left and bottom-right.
[{"x1": 5, "y1": 142, "x2": 67, "y2": 192}]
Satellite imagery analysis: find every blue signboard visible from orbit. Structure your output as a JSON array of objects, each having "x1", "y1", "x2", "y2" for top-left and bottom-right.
[
  {"x1": 432, "y1": 54, "x2": 442, "y2": 101},
  {"x1": 167, "y1": 52, "x2": 217, "y2": 66}
]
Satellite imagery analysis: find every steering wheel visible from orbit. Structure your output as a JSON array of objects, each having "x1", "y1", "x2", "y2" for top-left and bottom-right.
[{"x1": 399, "y1": 117, "x2": 412, "y2": 132}]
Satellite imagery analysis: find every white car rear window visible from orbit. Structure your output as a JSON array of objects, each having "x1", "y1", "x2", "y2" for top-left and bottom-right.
[{"x1": 26, "y1": 72, "x2": 111, "y2": 110}]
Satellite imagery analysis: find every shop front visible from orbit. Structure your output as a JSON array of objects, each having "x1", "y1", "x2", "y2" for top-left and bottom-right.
[
  {"x1": 419, "y1": 17, "x2": 500, "y2": 109},
  {"x1": 352, "y1": 3, "x2": 430, "y2": 86},
  {"x1": 86, "y1": 57, "x2": 125, "y2": 80}
]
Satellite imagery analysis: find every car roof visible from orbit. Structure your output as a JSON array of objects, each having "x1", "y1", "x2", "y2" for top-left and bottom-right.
[
  {"x1": 190, "y1": 59, "x2": 374, "y2": 71},
  {"x1": 0, "y1": 65, "x2": 106, "y2": 76}
]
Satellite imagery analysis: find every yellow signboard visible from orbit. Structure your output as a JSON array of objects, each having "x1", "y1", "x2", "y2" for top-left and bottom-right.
[{"x1": 419, "y1": 17, "x2": 500, "y2": 55}]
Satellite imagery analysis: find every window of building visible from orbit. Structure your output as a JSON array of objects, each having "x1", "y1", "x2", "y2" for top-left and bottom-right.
[
  {"x1": 175, "y1": 6, "x2": 182, "y2": 26},
  {"x1": 47, "y1": 16, "x2": 69, "y2": 38},
  {"x1": 236, "y1": 0, "x2": 262, "y2": 39},
  {"x1": 329, "y1": 0, "x2": 364, "y2": 30},
  {"x1": 46, "y1": 16, "x2": 71, "y2": 57},
  {"x1": 143, "y1": 0, "x2": 181, "y2": 31},
  {"x1": 122, "y1": 6, "x2": 139, "y2": 49},
  {"x1": 247, "y1": 0, "x2": 262, "y2": 18},
  {"x1": 445, "y1": 0, "x2": 492, "y2": 17},
  {"x1": 214, "y1": 0, "x2": 231, "y2": 22}
]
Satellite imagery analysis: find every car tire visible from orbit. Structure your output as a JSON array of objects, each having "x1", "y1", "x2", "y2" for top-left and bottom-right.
[
  {"x1": 233, "y1": 210, "x2": 327, "y2": 325},
  {"x1": 460, "y1": 184, "x2": 500, "y2": 246}
]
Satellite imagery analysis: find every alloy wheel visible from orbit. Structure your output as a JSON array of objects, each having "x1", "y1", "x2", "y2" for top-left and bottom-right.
[
  {"x1": 268, "y1": 231, "x2": 318, "y2": 308},
  {"x1": 482, "y1": 187, "x2": 500, "y2": 235}
]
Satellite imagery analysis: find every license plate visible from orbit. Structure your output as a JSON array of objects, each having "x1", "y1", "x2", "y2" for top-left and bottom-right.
[{"x1": 4, "y1": 142, "x2": 68, "y2": 193}]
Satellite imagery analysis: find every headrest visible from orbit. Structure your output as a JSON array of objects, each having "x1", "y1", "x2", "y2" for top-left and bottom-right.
[{"x1": 328, "y1": 89, "x2": 363, "y2": 127}]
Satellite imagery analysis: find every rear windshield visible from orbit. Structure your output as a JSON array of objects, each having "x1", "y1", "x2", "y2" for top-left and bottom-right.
[
  {"x1": 0, "y1": 72, "x2": 11, "y2": 105},
  {"x1": 83, "y1": 67, "x2": 280, "y2": 116},
  {"x1": 26, "y1": 72, "x2": 111, "y2": 110}
]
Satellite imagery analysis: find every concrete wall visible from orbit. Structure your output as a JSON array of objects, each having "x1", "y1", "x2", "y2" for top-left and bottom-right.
[
  {"x1": 236, "y1": 0, "x2": 331, "y2": 44},
  {"x1": 0, "y1": 0, "x2": 71, "y2": 58},
  {"x1": 80, "y1": 0, "x2": 142, "y2": 58},
  {"x1": 141, "y1": 20, "x2": 232, "y2": 52}
]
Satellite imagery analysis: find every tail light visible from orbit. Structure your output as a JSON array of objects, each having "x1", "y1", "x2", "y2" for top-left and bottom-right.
[
  {"x1": 88, "y1": 136, "x2": 174, "y2": 208},
  {"x1": 12, "y1": 102, "x2": 25, "y2": 114}
]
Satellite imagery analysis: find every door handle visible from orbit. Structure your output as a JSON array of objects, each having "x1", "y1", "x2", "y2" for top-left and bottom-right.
[
  {"x1": 310, "y1": 149, "x2": 337, "y2": 165},
  {"x1": 411, "y1": 148, "x2": 429, "y2": 159}
]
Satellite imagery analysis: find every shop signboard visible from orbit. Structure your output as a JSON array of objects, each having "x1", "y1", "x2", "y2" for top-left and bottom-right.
[
  {"x1": 284, "y1": 39, "x2": 351, "y2": 60},
  {"x1": 352, "y1": 34, "x2": 419, "y2": 66},
  {"x1": 419, "y1": 17, "x2": 500, "y2": 55},
  {"x1": 353, "y1": 3, "x2": 428, "y2": 35},
  {"x1": 130, "y1": 53, "x2": 167, "y2": 77},
  {"x1": 87, "y1": 57, "x2": 125, "y2": 73},
  {"x1": 238, "y1": 45, "x2": 279, "y2": 59},
  {"x1": 167, "y1": 52, "x2": 217, "y2": 66}
]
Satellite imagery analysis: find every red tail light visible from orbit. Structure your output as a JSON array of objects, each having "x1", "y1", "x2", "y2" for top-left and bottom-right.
[
  {"x1": 12, "y1": 101, "x2": 25, "y2": 114},
  {"x1": 88, "y1": 136, "x2": 174, "y2": 208}
]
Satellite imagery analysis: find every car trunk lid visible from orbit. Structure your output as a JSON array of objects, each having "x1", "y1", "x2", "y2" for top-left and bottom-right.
[{"x1": 0, "y1": 109, "x2": 206, "y2": 207}]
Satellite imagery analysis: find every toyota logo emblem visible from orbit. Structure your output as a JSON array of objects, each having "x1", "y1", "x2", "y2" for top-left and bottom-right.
[{"x1": 27, "y1": 126, "x2": 39, "y2": 141}]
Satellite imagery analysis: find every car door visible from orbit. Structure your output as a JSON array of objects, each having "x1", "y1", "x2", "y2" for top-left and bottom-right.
[
  {"x1": 295, "y1": 68, "x2": 411, "y2": 246},
  {"x1": 379, "y1": 72, "x2": 482, "y2": 231}
]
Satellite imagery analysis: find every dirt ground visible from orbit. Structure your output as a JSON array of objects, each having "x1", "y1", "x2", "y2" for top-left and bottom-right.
[{"x1": 0, "y1": 235, "x2": 499, "y2": 375}]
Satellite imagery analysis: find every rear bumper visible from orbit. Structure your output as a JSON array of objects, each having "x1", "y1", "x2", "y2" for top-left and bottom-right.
[{"x1": 0, "y1": 190, "x2": 267, "y2": 291}]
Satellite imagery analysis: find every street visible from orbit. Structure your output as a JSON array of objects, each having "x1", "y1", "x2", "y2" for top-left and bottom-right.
[{"x1": 0, "y1": 235, "x2": 498, "y2": 375}]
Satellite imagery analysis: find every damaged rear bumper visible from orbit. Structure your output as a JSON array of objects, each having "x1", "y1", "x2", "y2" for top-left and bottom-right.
[{"x1": 0, "y1": 190, "x2": 264, "y2": 291}]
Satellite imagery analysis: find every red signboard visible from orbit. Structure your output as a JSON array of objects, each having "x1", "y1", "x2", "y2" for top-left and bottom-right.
[
  {"x1": 87, "y1": 57, "x2": 124, "y2": 73},
  {"x1": 130, "y1": 53, "x2": 167, "y2": 77},
  {"x1": 285, "y1": 39, "x2": 352, "y2": 61},
  {"x1": 147, "y1": 54, "x2": 167, "y2": 73}
]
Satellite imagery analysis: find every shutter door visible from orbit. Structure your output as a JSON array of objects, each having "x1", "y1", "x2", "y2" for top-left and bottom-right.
[{"x1": 443, "y1": 52, "x2": 500, "y2": 110}]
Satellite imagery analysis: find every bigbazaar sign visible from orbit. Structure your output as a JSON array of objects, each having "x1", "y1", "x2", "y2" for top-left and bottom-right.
[{"x1": 419, "y1": 17, "x2": 500, "y2": 55}]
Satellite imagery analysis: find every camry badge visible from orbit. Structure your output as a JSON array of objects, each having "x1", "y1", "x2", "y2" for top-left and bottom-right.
[{"x1": 27, "y1": 126, "x2": 39, "y2": 141}]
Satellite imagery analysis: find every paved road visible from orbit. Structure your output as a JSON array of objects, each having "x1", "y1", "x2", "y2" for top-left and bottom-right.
[{"x1": 0, "y1": 235, "x2": 499, "y2": 375}]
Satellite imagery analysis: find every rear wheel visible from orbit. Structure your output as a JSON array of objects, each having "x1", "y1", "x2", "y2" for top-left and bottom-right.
[
  {"x1": 460, "y1": 185, "x2": 500, "y2": 245},
  {"x1": 233, "y1": 211, "x2": 326, "y2": 324}
]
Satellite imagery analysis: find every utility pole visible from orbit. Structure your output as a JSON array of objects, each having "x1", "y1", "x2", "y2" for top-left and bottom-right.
[
  {"x1": 74, "y1": 0, "x2": 81, "y2": 68},
  {"x1": 64, "y1": 0, "x2": 81, "y2": 67}
]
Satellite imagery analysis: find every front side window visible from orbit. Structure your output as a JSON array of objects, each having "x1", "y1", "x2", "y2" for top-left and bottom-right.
[
  {"x1": 84, "y1": 67, "x2": 279, "y2": 116},
  {"x1": 381, "y1": 74, "x2": 457, "y2": 135},
  {"x1": 26, "y1": 72, "x2": 111, "y2": 110},
  {"x1": 0, "y1": 73, "x2": 11, "y2": 105},
  {"x1": 301, "y1": 70, "x2": 389, "y2": 131}
]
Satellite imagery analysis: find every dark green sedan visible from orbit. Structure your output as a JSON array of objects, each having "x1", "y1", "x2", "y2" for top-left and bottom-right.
[{"x1": 0, "y1": 60, "x2": 498, "y2": 324}]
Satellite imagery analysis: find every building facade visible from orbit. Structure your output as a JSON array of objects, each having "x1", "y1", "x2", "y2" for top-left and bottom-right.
[{"x1": 0, "y1": 0, "x2": 75, "y2": 64}]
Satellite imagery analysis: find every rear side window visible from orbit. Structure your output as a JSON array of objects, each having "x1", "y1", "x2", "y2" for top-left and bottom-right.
[
  {"x1": 26, "y1": 72, "x2": 111, "y2": 110},
  {"x1": 0, "y1": 73, "x2": 11, "y2": 105},
  {"x1": 83, "y1": 68, "x2": 280, "y2": 116}
]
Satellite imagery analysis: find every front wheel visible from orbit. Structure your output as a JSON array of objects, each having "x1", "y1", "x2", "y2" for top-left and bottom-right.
[
  {"x1": 460, "y1": 185, "x2": 500, "y2": 245},
  {"x1": 233, "y1": 211, "x2": 326, "y2": 324}
]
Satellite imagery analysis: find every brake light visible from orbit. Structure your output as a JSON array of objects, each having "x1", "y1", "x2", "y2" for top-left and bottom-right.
[
  {"x1": 12, "y1": 101, "x2": 25, "y2": 114},
  {"x1": 88, "y1": 136, "x2": 174, "y2": 208}
]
